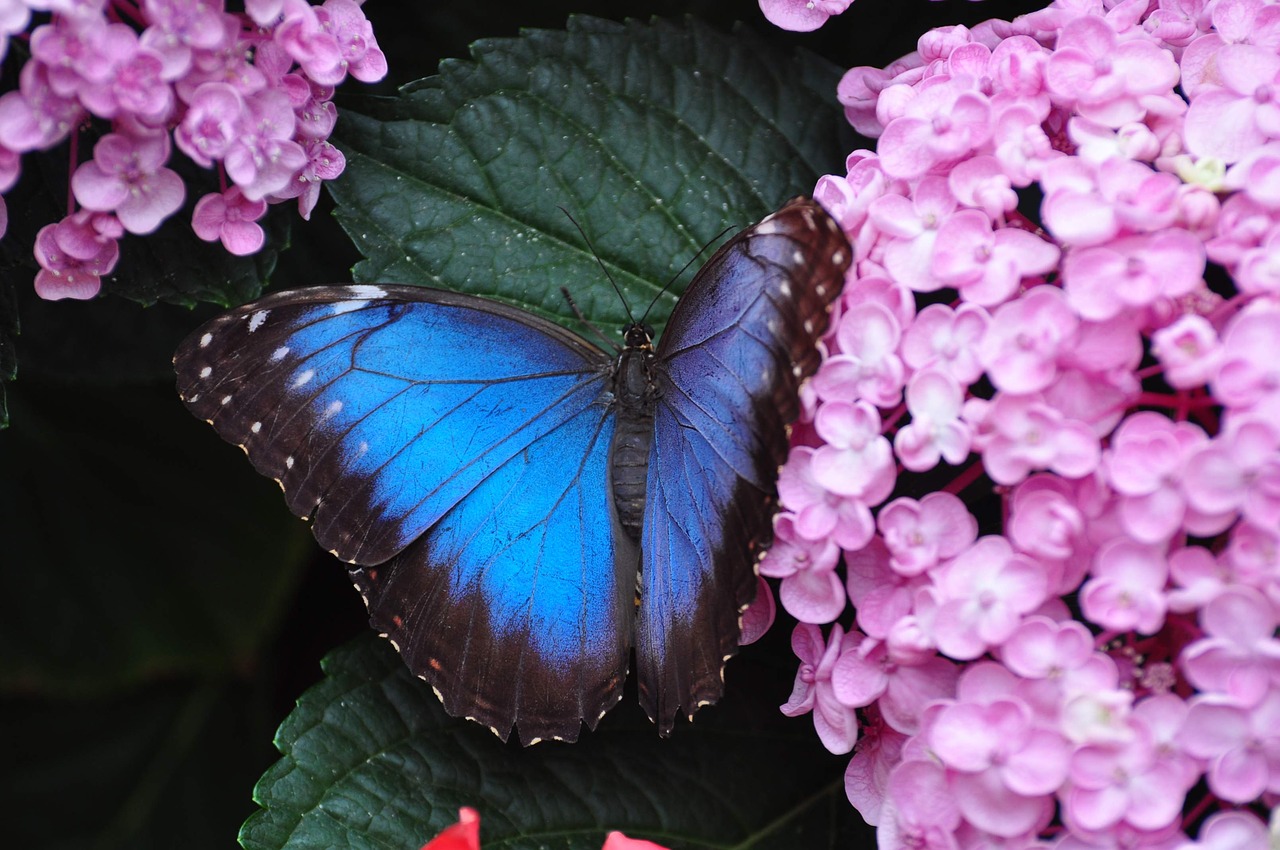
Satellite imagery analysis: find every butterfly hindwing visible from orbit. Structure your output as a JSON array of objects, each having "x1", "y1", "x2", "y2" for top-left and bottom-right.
[
  {"x1": 637, "y1": 199, "x2": 851, "y2": 732},
  {"x1": 175, "y1": 285, "x2": 634, "y2": 742}
]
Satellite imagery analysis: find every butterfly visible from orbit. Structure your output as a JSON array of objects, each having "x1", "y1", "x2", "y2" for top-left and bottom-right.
[{"x1": 174, "y1": 197, "x2": 851, "y2": 744}]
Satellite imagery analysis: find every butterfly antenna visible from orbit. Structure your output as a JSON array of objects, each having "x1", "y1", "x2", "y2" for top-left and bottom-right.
[
  {"x1": 558, "y1": 206, "x2": 638, "y2": 327},
  {"x1": 560, "y1": 286, "x2": 621, "y2": 353},
  {"x1": 638, "y1": 224, "x2": 734, "y2": 325}
]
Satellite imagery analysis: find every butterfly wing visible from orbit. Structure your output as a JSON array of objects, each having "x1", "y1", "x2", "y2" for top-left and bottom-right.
[
  {"x1": 636, "y1": 199, "x2": 851, "y2": 732},
  {"x1": 175, "y1": 285, "x2": 635, "y2": 743}
]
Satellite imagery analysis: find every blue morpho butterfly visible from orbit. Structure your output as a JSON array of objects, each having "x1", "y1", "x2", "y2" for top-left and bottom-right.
[{"x1": 174, "y1": 197, "x2": 851, "y2": 744}]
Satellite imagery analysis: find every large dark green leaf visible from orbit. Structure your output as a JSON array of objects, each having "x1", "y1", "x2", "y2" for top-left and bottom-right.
[
  {"x1": 241, "y1": 635, "x2": 868, "y2": 850},
  {"x1": 330, "y1": 15, "x2": 852, "y2": 342}
]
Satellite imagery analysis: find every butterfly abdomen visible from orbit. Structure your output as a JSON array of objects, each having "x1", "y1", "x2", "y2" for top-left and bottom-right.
[{"x1": 610, "y1": 342, "x2": 658, "y2": 541}]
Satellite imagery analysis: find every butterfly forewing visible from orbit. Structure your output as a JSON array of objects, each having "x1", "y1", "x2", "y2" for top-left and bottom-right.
[{"x1": 637, "y1": 198, "x2": 851, "y2": 732}]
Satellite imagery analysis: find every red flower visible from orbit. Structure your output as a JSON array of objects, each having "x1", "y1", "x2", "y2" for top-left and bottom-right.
[{"x1": 420, "y1": 809, "x2": 669, "y2": 850}]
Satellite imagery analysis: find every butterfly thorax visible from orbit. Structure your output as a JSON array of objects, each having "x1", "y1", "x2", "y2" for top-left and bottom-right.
[{"x1": 609, "y1": 324, "x2": 659, "y2": 542}]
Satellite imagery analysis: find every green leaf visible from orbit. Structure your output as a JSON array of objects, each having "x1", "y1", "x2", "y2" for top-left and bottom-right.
[
  {"x1": 330, "y1": 15, "x2": 852, "y2": 342},
  {"x1": 241, "y1": 635, "x2": 869, "y2": 850},
  {"x1": 0, "y1": 380, "x2": 312, "y2": 693}
]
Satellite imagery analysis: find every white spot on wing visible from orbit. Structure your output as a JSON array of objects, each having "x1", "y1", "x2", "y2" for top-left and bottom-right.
[
  {"x1": 199, "y1": 332, "x2": 212, "y2": 348},
  {"x1": 271, "y1": 346, "x2": 289, "y2": 361},
  {"x1": 348, "y1": 285, "x2": 387, "y2": 299},
  {"x1": 754, "y1": 217, "x2": 783, "y2": 235},
  {"x1": 293, "y1": 369, "x2": 315, "y2": 388},
  {"x1": 332, "y1": 300, "x2": 368, "y2": 315},
  {"x1": 199, "y1": 366, "x2": 212, "y2": 378},
  {"x1": 779, "y1": 281, "x2": 791, "y2": 297},
  {"x1": 285, "y1": 456, "x2": 294, "y2": 469},
  {"x1": 248, "y1": 310, "x2": 268, "y2": 332},
  {"x1": 791, "y1": 250, "x2": 804, "y2": 264},
  {"x1": 832, "y1": 250, "x2": 846, "y2": 265},
  {"x1": 221, "y1": 395, "x2": 232, "y2": 405},
  {"x1": 251, "y1": 421, "x2": 262, "y2": 434}
]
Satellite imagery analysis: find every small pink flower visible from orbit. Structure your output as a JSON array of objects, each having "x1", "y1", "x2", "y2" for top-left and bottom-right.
[
  {"x1": 877, "y1": 759, "x2": 962, "y2": 850},
  {"x1": 140, "y1": 0, "x2": 231, "y2": 81},
  {"x1": 871, "y1": 177, "x2": 957, "y2": 293},
  {"x1": 1213, "y1": 301, "x2": 1280, "y2": 420},
  {"x1": 72, "y1": 130, "x2": 185, "y2": 234},
  {"x1": 1081, "y1": 539, "x2": 1170, "y2": 634},
  {"x1": 1062, "y1": 229, "x2": 1207, "y2": 322},
  {"x1": 758, "y1": 0, "x2": 852, "y2": 33},
  {"x1": 931, "y1": 210, "x2": 1060, "y2": 307},
  {"x1": 1103, "y1": 411, "x2": 1209, "y2": 544},
  {"x1": 877, "y1": 492, "x2": 976, "y2": 578},
  {"x1": 0, "y1": 61, "x2": 85, "y2": 151},
  {"x1": 1180, "y1": 585, "x2": 1280, "y2": 695},
  {"x1": 1007, "y1": 477, "x2": 1086, "y2": 565},
  {"x1": 930, "y1": 536, "x2": 1050, "y2": 661},
  {"x1": 1150, "y1": 314, "x2": 1223, "y2": 389},
  {"x1": 781, "y1": 622, "x2": 861, "y2": 754},
  {"x1": 777, "y1": 446, "x2": 875, "y2": 550},
  {"x1": 832, "y1": 637, "x2": 959, "y2": 735},
  {"x1": 274, "y1": 0, "x2": 344, "y2": 85},
  {"x1": 33, "y1": 211, "x2": 122, "y2": 301},
  {"x1": 270, "y1": 137, "x2": 346, "y2": 220},
  {"x1": 1181, "y1": 688, "x2": 1280, "y2": 802},
  {"x1": 812, "y1": 301, "x2": 904, "y2": 408},
  {"x1": 1067, "y1": 718, "x2": 1190, "y2": 832},
  {"x1": 224, "y1": 88, "x2": 308, "y2": 200},
  {"x1": 1182, "y1": 415, "x2": 1280, "y2": 527},
  {"x1": 965, "y1": 393, "x2": 1101, "y2": 486},
  {"x1": 192, "y1": 187, "x2": 268, "y2": 256},
  {"x1": 878, "y1": 80, "x2": 992, "y2": 182},
  {"x1": 893, "y1": 368, "x2": 971, "y2": 472},
  {"x1": 1045, "y1": 15, "x2": 1180, "y2": 126},
  {"x1": 1184, "y1": 42, "x2": 1280, "y2": 162},
  {"x1": 318, "y1": 0, "x2": 388, "y2": 83},
  {"x1": 928, "y1": 696, "x2": 1066, "y2": 836},
  {"x1": 899, "y1": 302, "x2": 990, "y2": 386},
  {"x1": 978, "y1": 285, "x2": 1078, "y2": 395},
  {"x1": 175, "y1": 81, "x2": 244, "y2": 167},
  {"x1": 811, "y1": 400, "x2": 896, "y2": 502},
  {"x1": 1001, "y1": 615, "x2": 1095, "y2": 680},
  {"x1": 760, "y1": 513, "x2": 846, "y2": 625},
  {"x1": 844, "y1": 536, "x2": 929, "y2": 642}
]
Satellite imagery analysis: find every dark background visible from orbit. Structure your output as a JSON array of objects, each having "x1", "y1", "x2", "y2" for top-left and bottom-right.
[{"x1": 0, "y1": 2, "x2": 1034, "y2": 848}]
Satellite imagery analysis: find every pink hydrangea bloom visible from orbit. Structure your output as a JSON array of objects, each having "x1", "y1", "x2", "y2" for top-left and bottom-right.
[
  {"x1": 192, "y1": 186, "x2": 268, "y2": 255},
  {"x1": 758, "y1": 4, "x2": 1280, "y2": 823},
  {"x1": 0, "y1": 0, "x2": 385, "y2": 300}
]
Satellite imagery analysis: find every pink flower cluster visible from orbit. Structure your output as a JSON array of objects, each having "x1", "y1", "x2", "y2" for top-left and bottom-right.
[
  {"x1": 761, "y1": 1, "x2": 1280, "y2": 846},
  {"x1": 0, "y1": 0, "x2": 384, "y2": 300}
]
